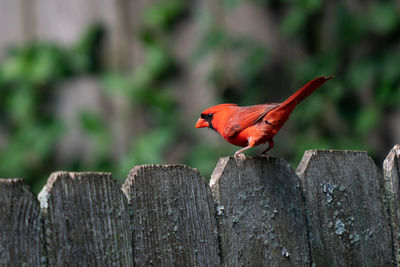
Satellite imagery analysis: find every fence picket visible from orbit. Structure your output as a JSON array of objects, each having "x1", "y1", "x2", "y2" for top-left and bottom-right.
[
  {"x1": 0, "y1": 179, "x2": 42, "y2": 266},
  {"x1": 210, "y1": 156, "x2": 309, "y2": 266},
  {"x1": 38, "y1": 172, "x2": 133, "y2": 266},
  {"x1": 384, "y1": 145, "x2": 400, "y2": 265},
  {"x1": 1, "y1": 145, "x2": 400, "y2": 266},
  {"x1": 122, "y1": 164, "x2": 220, "y2": 266},
  {"x1": 297, "y1": 150, "x2": 393, "y2": 266}
]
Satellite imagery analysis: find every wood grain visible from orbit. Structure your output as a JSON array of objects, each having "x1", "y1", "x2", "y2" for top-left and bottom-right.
[
  {"x1": 122, "y1": 164, "x2": 220, "y2": 266},
  {"x1": 38, "y1": 172, "x2": 133, "y2": 266},
  {"x1": 2, "y1": 147, "x2": 400, "y2": 266},
  {"x1": 0, "y1": 179, "x2": 42, "y2": 266},
  {"x1": 297, "y1": 150, "x2": 393, "y2": 266},
  {"x1": 210, "y1": 156, "x2": 309, "y2": 266},
  {"x1": 384, "y1": 144, "x2": 400, "y2": 265}
]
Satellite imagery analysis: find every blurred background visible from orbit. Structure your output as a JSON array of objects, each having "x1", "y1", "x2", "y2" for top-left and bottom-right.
[{"x1": 0, "y1": 0, "x2": 399, "y2": 193}]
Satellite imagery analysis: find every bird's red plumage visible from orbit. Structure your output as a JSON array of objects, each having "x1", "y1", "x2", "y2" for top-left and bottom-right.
[{"x1": 195, "y1": 76, "x2": 332, "y2": 155}]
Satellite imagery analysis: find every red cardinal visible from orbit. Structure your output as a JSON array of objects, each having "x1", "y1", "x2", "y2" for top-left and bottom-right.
[{"x1": 195, "y1": 76, "x2": 332, "y2": 156}]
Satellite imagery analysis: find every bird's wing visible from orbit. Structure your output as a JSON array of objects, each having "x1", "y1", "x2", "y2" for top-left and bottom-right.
[{"x1": 223, "y1": 103, "x2": 280, "y2": 138}]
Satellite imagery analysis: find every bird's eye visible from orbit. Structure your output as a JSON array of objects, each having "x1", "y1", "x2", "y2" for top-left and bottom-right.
[{"x1": 201, "y1": 113, "x2": 213, "y2": 120}]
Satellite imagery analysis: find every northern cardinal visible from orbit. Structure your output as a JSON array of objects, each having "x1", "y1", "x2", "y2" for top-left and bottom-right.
[{"x1": 195, "y1": 76, "x2": 332, "y2": 156}]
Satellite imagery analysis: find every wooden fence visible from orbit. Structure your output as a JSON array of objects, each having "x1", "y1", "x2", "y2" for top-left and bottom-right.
[{"x1": 0, "y1": 145, "x2": 399, "y2": 266}]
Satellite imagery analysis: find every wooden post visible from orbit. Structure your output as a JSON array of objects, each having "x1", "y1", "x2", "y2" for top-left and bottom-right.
[
  {"x1": 384, "y1": 144, "x2": 400, "y2": 266},
  {"x1": 210, "y1": 156, "x2": 309, "y2": 266},
  {"x1": 39, "y1": 172, "x2": 133, "y2": 266},
  {"x1": 297, "y1": 150, "x2": 394, "y2": 266},
  {"x1": 0, "y1": 179, "x2": 42, "y2": 266},
  {"x1": 122, "y1": 164, "x2": 220, "y2": 266}
]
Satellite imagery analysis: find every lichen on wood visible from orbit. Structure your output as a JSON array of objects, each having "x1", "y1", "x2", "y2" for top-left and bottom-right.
[
  {"x1": 297, "y1": 150, "x2": 394, "y2": 266},
  {"x1": 210, "y1": 156, "x2": 309, "y2": 266}
]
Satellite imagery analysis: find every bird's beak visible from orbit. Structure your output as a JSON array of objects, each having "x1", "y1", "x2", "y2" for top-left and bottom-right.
[{"x1": 195, "y1": 118, "x2": 208, "y2": 128}]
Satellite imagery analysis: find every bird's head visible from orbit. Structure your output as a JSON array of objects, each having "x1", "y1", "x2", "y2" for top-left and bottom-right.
[{"x1": 195, "y1": 103, "x2": 237, "y2": 130}]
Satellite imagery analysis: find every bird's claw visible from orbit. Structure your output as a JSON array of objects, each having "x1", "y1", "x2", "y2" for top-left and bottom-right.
[
  {"x1": 234, "y1": 152, "x2": 246, "y2": 160},
  {"x1": 260, "y1": 153, "x2": 270, "y2": 159}
]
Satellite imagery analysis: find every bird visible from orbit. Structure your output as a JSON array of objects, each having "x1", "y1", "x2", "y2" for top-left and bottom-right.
[{"x1": 195, "y1": 76, "x2": 332, "y2": 156}]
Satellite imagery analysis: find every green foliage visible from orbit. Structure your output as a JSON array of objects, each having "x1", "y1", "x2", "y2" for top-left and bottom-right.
[
  {"x1": 194, "y1": 28, "x2": 227, "y2": 60},
  {"x1": 144, "y1": 0, "x2": 186, "y2": 30},
  {"x1": 1, "y1": 44, "x2": 69, "y2": 85},
  {"x1": 194, "y1": 0, "x2": 400, "y2": 169},
  {"x1": 101, "y1": 1, "x2": 184, "y2": 179},
  {"x1": 72, "y1": 25, "x2": 105, "y2": 73},
  {"x1": 367, "y1": 2, "x2": 399, "y2": 35},
  {"x1": 0, "y1": 0, "x2": 399, "y2": 189},
  {"x1": 79, "y1": 110, "x2": 111, "y2": 158},
  {"x1": 0, "y1": 25, "x2": 104, "y2": 191},
  {"x1": 281, "y1": 6, "x2": 307, "y2": 36}
]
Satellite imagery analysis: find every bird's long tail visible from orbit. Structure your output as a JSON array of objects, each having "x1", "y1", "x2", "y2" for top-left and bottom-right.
[
  {"x1": 265, "y1": 76, "x2": 332, "y2": 126},
  {"x1": 278, "y1": 76, "x2": 332, "y2": 111}
]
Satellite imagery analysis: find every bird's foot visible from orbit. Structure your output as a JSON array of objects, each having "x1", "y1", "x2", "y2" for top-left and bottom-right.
[
  {"x1": 260, "y1": 153, "x2": 270, "y2": 160},
  {"x1": 234, "y1": 152, "x2": 246, "y2": 160}
]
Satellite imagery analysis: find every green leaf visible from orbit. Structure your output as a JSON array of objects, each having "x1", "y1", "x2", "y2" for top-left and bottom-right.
[
  {"x1": 336, "y1": 6, "x2": 366, "y2": 46},
  {"x1": 6, "y1": 87, "x2": 35, "y2": 124},
  {"x1": 355, "y1": 106, "x2": 380, "y2": 135},
  {"x1": 144, "y1": 0, "x2": 185, "y2": 29},
  {"x1": 72, "y1": 24, "x2": 105, "y2": 73},
  {"x1": 381, "y1": 52, "x2": 400, "y2": 83},
  {"x1": 1, "y1": 44, "x2": 69, "y2": 85},
  {"x1": 79, "y1": 110, "x2": 111, "y2": 159},
  {"x1": 30, "y1": 45, "x2": 67, "y2": 83},
  {"x1": 291, "y1": 94, "x2": 324, "y2": 126},
  {"x1": 131, "y1": 44, "x2": 174, "y2": 90},
  {"x1": 280, "y1": 7, "x2": 307, "y2": 36},
  {"x1": 194, "y1": 29, "x2": 227, "y2": 60},
  {"x1": 238, "y1": 46, "x2": 269, "y2": 81},
  {"x1": 28, "y1": 122, "x2": 64, "y2": 158},
  {"x1": 117, "y1": 127, "x2": 176, "y2": 178},
  {"x1": 367, "y1": 2, "x2": 398, "y2": 35},
  {"x1": 376, "y1": 82, "x2": 400, "y2": 107},
  {"x1": 101, "y1": 72, "x2": 133, "y2": 96},
  {"x1": 347, "y1": 60, "x2": 375, "y2": 90},
  {"x1": 79, "y1": 110, "x2": 106, "y2": 134}
]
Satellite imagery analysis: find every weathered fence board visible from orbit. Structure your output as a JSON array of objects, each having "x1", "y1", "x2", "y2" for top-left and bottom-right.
[
  {"x1": 210, "y1": 156, "x2": 309, "y2": 266},
  {"x1": 1, "y1": 145, "x2": 400, "y2": 266},
  {"x1": 297, "y1": 150, "x2": 393, "y2": 266},
  {"x1": 0, "y1": 179, "x2": 42, "y2": 266},
  {"x1": 122, "y1": 164, "x2": 220, "y2": 266},
  {"x1": 38, "y1": 172, "x2": 133, "y2": 266},
  {"x1": 384, "y1": 144, "x2": 400, "y2": 265}
]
